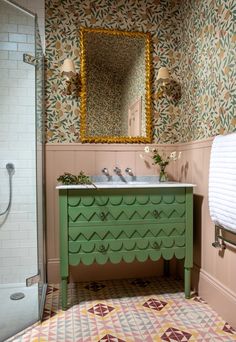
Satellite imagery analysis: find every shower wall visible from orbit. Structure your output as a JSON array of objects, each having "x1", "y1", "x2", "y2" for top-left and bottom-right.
[
  {"x1": 0, "y1": 1, "x2": 37, "y2": 283},
  {"x1": 14, "y1": 0, "x2": 45, "y2": 49}
]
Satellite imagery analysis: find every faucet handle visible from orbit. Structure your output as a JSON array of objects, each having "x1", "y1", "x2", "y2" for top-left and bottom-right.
[
  {"x1": 102, "y1": 168, "x2": 109, "y2": 175},
  {"x1": 125, "y1": 167, "x2": 133, "y2": 176}
]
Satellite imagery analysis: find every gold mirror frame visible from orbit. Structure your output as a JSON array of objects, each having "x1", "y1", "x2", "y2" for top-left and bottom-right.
[{"x1": 80, "y1": 27, "x2": 152, "y2": 144}]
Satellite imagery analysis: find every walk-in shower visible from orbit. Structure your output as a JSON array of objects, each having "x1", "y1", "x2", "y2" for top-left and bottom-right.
[{"x1": 0, "y1": 1, "x2": 45, "y2": 341}]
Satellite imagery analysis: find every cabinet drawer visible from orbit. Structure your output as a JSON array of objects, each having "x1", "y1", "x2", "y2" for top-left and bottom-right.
[
  {"x1": 68, "y1": 188, "x2": 186, "y2": 208},
  {"x1": 68, "y1": 203, "x2": 186, "y2": 224},
  {"x1": 68, "y1": 188, "x2": 186, "y2": 225},
  {"x1": 68, "y1": 222, "x2": 186, "y2": 242},
  {"x1": 69, "y1": 236, "x2": 185, "y2": 253},
  {"x1": 68, "y1": 237, "x2": 186, "y2": 266}
]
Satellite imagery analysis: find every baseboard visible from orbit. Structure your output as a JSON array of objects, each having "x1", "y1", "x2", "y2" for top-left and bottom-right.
[{"x1": 193, "y1": 265, "x2": 236, "y2": 328}]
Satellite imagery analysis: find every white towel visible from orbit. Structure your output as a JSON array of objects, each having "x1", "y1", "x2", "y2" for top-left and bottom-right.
[{"x1": 209, "y1": 133, "x2": 236, "y2": 233}]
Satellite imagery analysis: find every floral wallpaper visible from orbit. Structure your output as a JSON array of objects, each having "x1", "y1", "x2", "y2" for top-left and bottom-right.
[
  {"x1": 84, "y1": 30, "x2": 146, "y2": 137},
  {"x1": 45, "y1": 0, "x2": 236, "y2": 144},
  {"x1": 86, "y1": 62, "x2": 123, "y2": 137},
  {"x1": 120, "y1": 41, "x2": 146, "y2": 136},
  {"x1": 45, "y1": 0, "x2": 182, "y2": 143},
  {"x1": 175, "y1": 0, "x2": 236, "y2": 142}
]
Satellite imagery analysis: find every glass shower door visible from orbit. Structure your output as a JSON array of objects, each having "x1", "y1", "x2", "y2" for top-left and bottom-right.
[{"x1": 0, "y1": 1, "x2": 45, "y2": 341}]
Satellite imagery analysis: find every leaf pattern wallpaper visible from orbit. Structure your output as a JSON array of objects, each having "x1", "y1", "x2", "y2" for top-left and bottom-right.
[
  {"x1": 45, "y1": 0, "x2": 236, "y2": 144},
  {"x1": 177, "y1": 0, "x2": 236, "y2": 142}
]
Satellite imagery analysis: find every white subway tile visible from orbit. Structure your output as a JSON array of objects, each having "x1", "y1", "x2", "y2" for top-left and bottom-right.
[
  {"x1": 0, "y1": 41, "x2": 17, "y2": 50},
  {"x1": 9, "y1": 68, "x2": 27, "y2": 79},
  {"x1": 0, "y1": 60, "x2": 18, "y2": 68},
  {"x1": 0, "y1": 33, "x2": 9, "y2": 42},
  {"x1": 1, "y1": 240, "x2": 21, "y2": 248},
  {"x1": 17, "y1": 42, "x2": 34, "y2": 53},
  {"x1": 8, "y1": 87, "x2": 27, "y2": 96},
  {"x1": 0, "y1": 23, "x2": 18, "y2": 33},
  {"x1": 0, "y1": 14, "x2": 9, "y2": 24},
  {"x1": 0, "y1": 87, "x2": 9, "y2": 96},
  {"x1": 0, "y1": 257, "x2": 19, "y2": 267},
  {"x1": 0, "y1": 69, "x2": 9, "y2": 79},
  {"x1": 18, "y1": 222, "x2": 35, "y2": 230},
  {"x1": 0, "y1": 122, "x2": 9, "y2": 132},
  {"x1": 0, "y1": 231, "x2": 11, "y2": 239},
  {"x1": 17, "y1": 24, "x2": 34, "y2": 35},
  {"x1": 9, "y1": 15, "x2": 28, "y2": 25},
  {"x1": 18, "y1": 60, "x2": 33, "y2": 70},
  {"x1": 9, "y1": 33, "x2": 27, "y2": 43},
  {"x1": 17, "y1": 79, "x2": 34, "y2": 88},
  {"x1": 0, "y1": 51, "x2": 8, "y2": 59},
  {"x1": 27, "y1": 34, "x2": 34, "y2": 44},
  {"x1": 9, "y1": 51, "x2": 23, "y2": 60}
]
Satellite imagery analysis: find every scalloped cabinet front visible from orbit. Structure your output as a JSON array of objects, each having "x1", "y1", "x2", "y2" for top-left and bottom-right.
[{"x1": 58, "y1": 187, "x2": 193, "y2": 310}]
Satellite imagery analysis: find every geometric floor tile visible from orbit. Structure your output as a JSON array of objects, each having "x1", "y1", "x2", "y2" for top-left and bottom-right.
[
  {"x1": 130, "y1": 279, "x2": 151, "y2": 287},
  {"x1": 9, "y1": 277, "x2": 236, "y2": 342},
  {"x1": 88, "y1": 303, "x2": 115, "y2": 317},
  {"x1": 98, "y1": 334, "x2": 125, "y2": 342},
  {"x1": 84, "y1": 281, "x2": 106, "y2": 292},
  {"x1": 143, "y1": 298, "x2": 168, "y2": 311},
  {"x1": 222, "y1": 322, "x2": 236, "y2": 334},
  {"x1": 161, "y1": 327, "x2": 192, "y2": 341}
]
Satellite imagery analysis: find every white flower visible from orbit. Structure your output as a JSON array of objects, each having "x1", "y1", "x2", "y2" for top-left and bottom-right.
[
  {"x1": 170, "y1": 151, "x2": 177, "y2": 160},
  {"x1": 144, "y1": 146, "x2": 150, "y2": 153}
]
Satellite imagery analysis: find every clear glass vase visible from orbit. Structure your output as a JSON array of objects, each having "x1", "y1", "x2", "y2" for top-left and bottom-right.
[{"x1": 159, "y1": 167, "x2": 168, "y2": 182}]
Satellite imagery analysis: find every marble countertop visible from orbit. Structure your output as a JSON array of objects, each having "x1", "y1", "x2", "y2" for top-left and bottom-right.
[{"x1": 56, "y1": 181, "x2": 196, "y2": 189}]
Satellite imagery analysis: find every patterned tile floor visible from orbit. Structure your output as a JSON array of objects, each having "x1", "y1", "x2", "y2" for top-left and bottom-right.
[{"x1": 12, "y1": 277, "x2": 236, "y2": 341}]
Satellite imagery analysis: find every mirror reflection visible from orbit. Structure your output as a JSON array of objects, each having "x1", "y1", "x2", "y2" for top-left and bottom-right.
[{"x1": 80, "y1": 27, "x2": 152, "y2": 143}]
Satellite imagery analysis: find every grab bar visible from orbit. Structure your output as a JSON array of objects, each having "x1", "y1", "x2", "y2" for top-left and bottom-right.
[{"x1": 212, "y1": 225, "x2": 236, "y2": 249}]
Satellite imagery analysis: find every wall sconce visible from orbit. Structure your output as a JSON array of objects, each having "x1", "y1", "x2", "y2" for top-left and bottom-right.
[
  {"x1": 61, "y1": 58, "x2": 81, "y2": 96},
  {"x1": 156, "y1": 67, "x2": 170, "y2": 99}
]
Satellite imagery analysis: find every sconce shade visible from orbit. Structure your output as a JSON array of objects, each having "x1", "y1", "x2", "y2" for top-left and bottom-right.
[
  {"x1": 61, "y1": 58, "x2": 76, "y2": 78},
  {"x1": 157, "y1": 67, "x2": 170, "y2": 85}
]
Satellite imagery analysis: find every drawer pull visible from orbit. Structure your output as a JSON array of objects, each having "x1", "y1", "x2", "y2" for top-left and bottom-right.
[
  {"x1": 100, "y1": 212, "x2": 106, "y2": 221},
  {"x1": 98, "y1": 245, "x2": 106, "y2": 253},
  {"x1": 152, "y1": 242, "x2": 160, "y2": 250},
  {"x1": 153, "y1": 210, "x2": 159, "y2": 218}
]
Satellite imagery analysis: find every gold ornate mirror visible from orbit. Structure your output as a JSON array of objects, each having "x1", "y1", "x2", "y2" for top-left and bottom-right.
[{"x1": 80, "y1": 27, "x2": 152, "y2": 143}]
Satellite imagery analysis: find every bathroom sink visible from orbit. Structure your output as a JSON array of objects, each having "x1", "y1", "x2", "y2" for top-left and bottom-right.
[
  {"x1": 127, "y1": 181, "x2": 150, "y2": 185},
  {"x1": 56, "y1": 176, "x2": 196, "y2": 189},
  {"x1": 94, "y1": 181, "x2": 153, "y2": 188}
]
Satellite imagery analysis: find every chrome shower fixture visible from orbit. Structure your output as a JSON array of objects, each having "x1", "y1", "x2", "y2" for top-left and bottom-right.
[{"x1": 6, "y1": 163, "x2": 15, "y2": 176}]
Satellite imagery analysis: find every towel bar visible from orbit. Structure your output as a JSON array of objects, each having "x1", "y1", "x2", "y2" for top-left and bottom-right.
[{"x1": 212, "y1": 225, "x2": 236, "y2": 249}]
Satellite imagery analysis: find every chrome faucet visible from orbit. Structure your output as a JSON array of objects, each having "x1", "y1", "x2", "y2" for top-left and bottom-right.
[
  {"x1": 102, "y1": 168, "x2": 109, "y2": 176},
  {"x1": 125, "y1": 167, "x2": 133, "y2": 176},
  {"x1": 114, "y1": 167, "x2": 122, "y2": 176},
  {"x1": 102, "y1": 168, "x2": 111, "y2": 180}
]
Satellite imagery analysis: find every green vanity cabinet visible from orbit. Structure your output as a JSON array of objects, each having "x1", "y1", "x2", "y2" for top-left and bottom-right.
[{"x1": 58, "y1": 186, "x2": 193, "y2": 310}]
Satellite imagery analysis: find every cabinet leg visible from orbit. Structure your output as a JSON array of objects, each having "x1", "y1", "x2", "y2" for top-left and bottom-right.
[
  {"x1": 184, "y1": 268, "x2": 191, "y2": 299},
  {"x1": 164, "y1": 260, "x2": 170, "y2": 277},
  {"x1": 61, "y1": 277, "x2": 68, "y2": 310}
]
